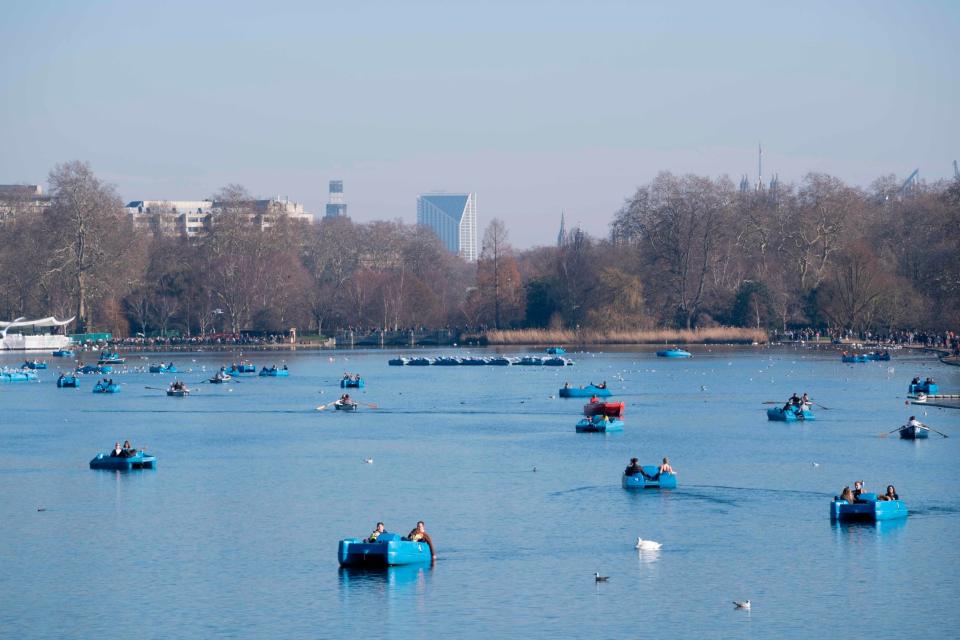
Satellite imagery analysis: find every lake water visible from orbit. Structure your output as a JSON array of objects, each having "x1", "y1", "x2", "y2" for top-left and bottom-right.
[{"x1": 1, "y1": 346, "x2": 958, "y2": 639}]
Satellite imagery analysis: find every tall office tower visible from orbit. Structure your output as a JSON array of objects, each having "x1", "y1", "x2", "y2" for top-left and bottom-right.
[
  {"x1": 416, "y1": 193, "x2": 478, "y2": 261},
  {"x1": 325, "y1": 180, "x2": 348, "y2": 218}
]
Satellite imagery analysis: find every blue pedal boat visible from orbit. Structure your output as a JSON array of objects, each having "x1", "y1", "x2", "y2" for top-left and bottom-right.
[
  {"x1": 89, "y1": 451, "x2": 156, "y2": 471},
  {"x1": 259, "y1": 366, "x2": 289, "y2": 377},
  {"x1": 656, "y1": 348, "x2": 692, "y2": 358},
  {"x1": 57, "y1": 375, "x2": 79, "y2": 388},
  {"x1": 622, "y1": 467, "x2": 678, "y2": 489},
  {"x1": 518, "y1": 356, "x2": 544, "y2": 365},
  {"x1": 908, "y1": 381, "x2": 938, "y2": 395},
  {"x1": 1, "y1": 369, "x2": 37, "y2": 382},
  {"x1": 235, "y1": 363, "x2": 257, "y2": 373},
  {"x1": 97, "y1": 353, "x2": 126, "y2": 365},
  {"x1": 408, "y1": 357, "x2": 433, "y2": 366},
  {"x1": 767, "y1": 406, "x2": 815, "y2": 421},
  {"x1": 93, "y1": 381, "x2": 121, "y2": 393},
  {"x1": 338, "y1": 533, "x2": 432, "y2": 567},
  {"x1": 148, "y1": 363, "x2": 178, "y2": 373},
  {"x1": 77, "y1": 364, "x2": 111, "y2": 374},
  {"x1": 52, "y1": 349, "x2": 75, "y2": 358},
  {"x1": 23, "y1": 360, "x2": 48, "y2": 370},
  {"x1": 576, "y1": 415, "x2": 624, "y2": 432},
  {"x1": 559, "y1": 384, "x2": 611, "y2": 398},
  {"x1": 543, "y1": 356, "x2": 573, "y2": 366},
  {"x1": 546, "y1": 346, "x2": 566, "y2": 355},
  {"x1": 340, "y1": 377, "x2": 365, "y2": 388},
  {"x1": 831, "y1": 495, "x2": 907, "y2": 522},
  {"x1": 432, "y1": 356, "x2": 461, "y2": 366},
  {"x1": 388, "y1": 357, "x2": 409, "y2": 366},
  {"x1": 841, "y1": 354, "x2": 869, "y2": 363},
  {"x1": 488, "y1": 356, "x2": 514, "y2": 366}
]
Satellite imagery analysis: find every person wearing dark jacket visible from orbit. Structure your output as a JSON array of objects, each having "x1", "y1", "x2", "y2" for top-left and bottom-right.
[{"x1": 406, "y1": 521, "x2": 436, "y2": 560}]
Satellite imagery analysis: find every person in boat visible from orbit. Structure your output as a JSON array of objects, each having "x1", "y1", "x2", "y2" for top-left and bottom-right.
[
  {"x1": 924, "y1": 377, "x2": 935, "y2": 385},
  {"x1": 658, "y1": 457, "x2": 675, "y2": 474},
  {"x1": 624, "y1": 458, "x2": 643, "y2": 476},
  {"x1": 597, "y1": 381, "x2": 607, "y2": 389},
  {"x1": 563, "y1": 381, "x2": 571, "y2": 389},
  {"x1": 339, "y1": 393, "x2": 352, "y2": 405},
  {"x1": 589, "y1": 394, "x2": 599, "y2": 403},
  {"x1": 911, "y1": 376, "x2": 920, "y2": 385},
  {"x1": 789, "y1": 393, "x2": 801, "y2": 406},
  {"x1": 852, "y1": 480, "x2": 865, "y2": 501},
  {"x1": 880, "y1": 485, "x2": 899, "y2": 501},
  {"x1": 406, "y1": 521, "x2": 436, "y2": 559},
  {"x1": 121, "y1": 440, "x2": 136, "y2": 458},
  {"x1": 840, "y1": 486, "x2": 855, "y2": 503},
  {"x1": 368, "y1": 522, "x2": 385, "y2": 542},
  {"x1": 111, "y1": 442, "x2": 122, "y2": 457},
  {"x1": 801, "y1": 393, "x2": 811, "y2": 408}
]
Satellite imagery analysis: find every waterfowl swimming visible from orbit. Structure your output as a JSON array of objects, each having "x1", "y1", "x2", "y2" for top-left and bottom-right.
[
  {"x1": 363, "y1": 458, "x2": 373, "y2": 464},
  {"x1": 635, "y1": 538, "x2": 662, "y2": 551},
  {"x1": 594, "y1": 572, "x2": 609, "y2": 582},
  {"x1": 733, "y1": 600, "x2": 751, "y2": 610}
]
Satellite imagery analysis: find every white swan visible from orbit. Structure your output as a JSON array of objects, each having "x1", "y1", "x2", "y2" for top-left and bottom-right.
[
  {"x1": 635, "y1": 537, "x2": 662, "y2": 551},
  {"x1": 733, "y1": 600, "x2": 751, "y2": 610}
]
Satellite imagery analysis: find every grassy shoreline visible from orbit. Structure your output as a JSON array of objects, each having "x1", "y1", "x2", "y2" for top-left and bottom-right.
[{"x1": 482, "y1": 327, "x2": 768, "y2": 346}]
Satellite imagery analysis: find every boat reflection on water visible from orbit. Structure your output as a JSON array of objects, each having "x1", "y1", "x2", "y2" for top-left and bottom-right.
[
  {"x1": 832, "y1": 516, "x2": 908, "y2": 540},
  {"x1": 338, "y1": 563, "x2": 433, "y2": 591}
]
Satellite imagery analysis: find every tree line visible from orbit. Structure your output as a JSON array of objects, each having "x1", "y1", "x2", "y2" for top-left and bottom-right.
[{"x1": 0, "y1": 161, "x2": 957, "y2": 337}]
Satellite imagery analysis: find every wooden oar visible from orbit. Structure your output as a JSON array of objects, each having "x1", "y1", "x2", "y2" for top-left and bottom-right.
[
  {"x1": 144, "y1": 386, "x2": 165, "y2": 391},
  {"x1": 365, "y1": 402, "x2": 379, "y2": 409},
  {"x1": 315, "y1": 403, "x2": 330, "y2": 411},
  {"x1": 812, "y1": 402, "x2": 831, "y2": 410},
  {"x1": 918, "y1": 423, "x2": 950, "y2": 438}
]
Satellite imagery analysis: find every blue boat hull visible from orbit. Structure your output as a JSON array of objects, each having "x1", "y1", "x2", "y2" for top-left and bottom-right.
[
  {"x1": 24, "y1": 362, "x2": 48, "y2": 369},
  {"x1": 657, "y1": 349, "x2": 692, "y2": 358},
  {"x1": 52, "y1": 350, "x2": 75, "y2": 358},
  {"x1": 78, "y1": 365, "x2": 111, "y2": 374},
  {"x1": 340, "y1": 379, "x2": 365, "y2": 388},
  {"x1": 546, "y1": 347, "x2": 566, "y2": 355},
  {"x1": 89, "y1": 452, "x2": 156, "y2": 470},
  {"x1": 622, "y1": 467, "x2": 677, "y2": 489},
  {"x1": 1, "y1": 371, "x2": 37, "y2": 382},
  {"x1": 831, "y1": 498, "x2": 907, "y2": 522},
  {"x1": 57, "y1": 377, "x2": 79, "y2": 388},
  {"x1": 560, "y1": 385, "x2": 611, "y2": 398},
  {"x1": 576, "y1": 417, "x2": 623, "y2": 432},
  {"x1": 93, "y1": 384, "x2": 121, "y2": 393},
  {"x1": 259, "y1": 369, "x2": 289, "y2": 377},
  {"x1": 338, "y1": 537, "x2": 432, "y2": 567},
  {"x1": 766, "y1": 407, "x2": 815, "y2": 421},
  {"x1": 908, "y1": 382, "x2": 938, "y2": 395},
  {"x1": 149, "y1": 365, "x2": 178, "y2": 373}
]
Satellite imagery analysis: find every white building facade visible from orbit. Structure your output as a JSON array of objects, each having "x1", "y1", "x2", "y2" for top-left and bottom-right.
[{"x1": 416, "y1": 193, "x2": 477, "y2": 261}]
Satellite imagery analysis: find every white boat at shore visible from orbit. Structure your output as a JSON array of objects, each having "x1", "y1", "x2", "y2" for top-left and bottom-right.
[{"x1": 0, "y1": 316, "x2": 74, "y2": 351}]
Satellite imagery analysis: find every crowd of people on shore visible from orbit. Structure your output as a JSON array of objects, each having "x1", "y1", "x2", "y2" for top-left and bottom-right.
[{"x1": 772, "y1": 328, "x2": 959, "y2": 353}]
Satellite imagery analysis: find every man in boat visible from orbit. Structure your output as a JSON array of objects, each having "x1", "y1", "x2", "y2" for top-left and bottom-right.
[
  {"x1": 406, "y1": 520, "x2": 436, "y2": 560},
  {"x1": 911, "y1": 376, "x2": 920, "y2": 385},
  {"x1": 589, "y1": 394, "x2": 599, "y2": 403},
  {"x1": 639, "y1": 457, "x2": 675, "y2": 481},
  {"x1": 624, "y1": 458, "x2": 643, "y2": 476},
  {"x1": 597, "y1": 381, "x2": 607, "y2": 389},
  {"x1": 563, "y1": 381, "x2": 571, "y2": 389},
  {"x1": 907, "y1": 415, "x2": 925, "y2": 431},
  {"x1": 368, "y1": 522, "x2": 385, "y2": 542},
  {"x1": 110, "y1": 442, "x2": 122, "y2": 457}
]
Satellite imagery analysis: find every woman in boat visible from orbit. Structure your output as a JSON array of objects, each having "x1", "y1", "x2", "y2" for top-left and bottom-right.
[
  {"x1": 121, "y1": 440, "x2": 136, "y2": 457},
  {"x1": 563, "y1": 381, "x2": 571, "y2": 389},
  {"x1": 880, "y1": 485, "x2": 899, "y2": 501},
  {"x1": 840, "y1": 486, "x2": 855, "y2": 503},
  {"x1": 368, "y1": 522, "x2": 385, "y2": 542},
  {"x1": 589, "y1": 395, "x2": 599, "y2": 403},
  {"x1": 624, "y1": 458, "x2": 643, "y2": 476},
  {"x1": 406, "y1": 521, "x2": 436, "y2": 560},
  {"x1": 111, "y1": 442, "x2": 122, "y2": 457},
  {"x1": 911, "y1": 376, "x2": 920, "y2": 385}
]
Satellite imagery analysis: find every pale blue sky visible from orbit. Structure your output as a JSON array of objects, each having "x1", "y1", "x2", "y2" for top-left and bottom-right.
[{"x1": 2, "y1": 0, "x2": 957, "y2": 247}]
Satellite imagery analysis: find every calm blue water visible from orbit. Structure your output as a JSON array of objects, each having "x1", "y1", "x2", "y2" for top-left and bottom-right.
[{"x1": 1, "y1": 346, "x2": 958, "y2": 639}]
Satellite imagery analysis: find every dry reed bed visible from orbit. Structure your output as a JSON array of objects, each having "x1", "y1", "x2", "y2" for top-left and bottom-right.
[{"x1": 484, "y1": 327, "x2": 768, "y2": 345}]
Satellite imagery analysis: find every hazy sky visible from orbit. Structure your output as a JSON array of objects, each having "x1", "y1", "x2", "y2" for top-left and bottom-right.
[{"x1": 2, "y1": 1, "x2": 957, "y2": 247}]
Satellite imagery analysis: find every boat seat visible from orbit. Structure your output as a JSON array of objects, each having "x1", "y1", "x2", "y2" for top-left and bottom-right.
[
  {"x1": 857, "y1": 493, "x2": 878, "y2": 501},
  {"x1": 376, "y1": 532, "x2": 402, "y2": 542}
]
